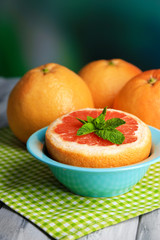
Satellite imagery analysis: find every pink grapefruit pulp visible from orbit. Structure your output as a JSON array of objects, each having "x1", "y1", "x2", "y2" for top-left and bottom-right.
[{"x1": 54, "y1": 109, "x2": 138, "y2": 146}]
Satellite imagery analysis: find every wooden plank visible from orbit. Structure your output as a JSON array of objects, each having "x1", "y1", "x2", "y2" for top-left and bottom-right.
[
  {"x1": 1, "y1": 202, "x2": 160, "y2": 240},
  {"x1": 0, "y1": 78, "x2": 18, "y2": 128},
  {"x1": 0, "y1": 203, "x2": 139, "y2": 240},
  {"x1": 0, "y1": 205, "x2": 53, "y2": 240},
  {"x1": 80, "y1": 217, "x2": 139, "y2": 240},
  {"x1": 136, "y1": 209, "x2": 160, "y2": 240}
]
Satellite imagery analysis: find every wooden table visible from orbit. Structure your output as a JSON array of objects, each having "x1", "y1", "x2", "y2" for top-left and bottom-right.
[
  {"x1": 0, "y1": 202, "x2": 160, "y2": 240},
  {"x1": 0, "y1": 78, "x2": 160, "y2": 240}
]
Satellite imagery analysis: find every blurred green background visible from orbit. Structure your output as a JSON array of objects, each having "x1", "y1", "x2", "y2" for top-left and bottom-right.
[{"x1": 0, "y1": 0, "x2": 160, "y2": 77}]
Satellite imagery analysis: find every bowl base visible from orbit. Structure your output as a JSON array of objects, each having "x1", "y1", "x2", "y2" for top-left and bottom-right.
[{"x1": 69, "y1": 186, "x2": 133, "y2": 198}]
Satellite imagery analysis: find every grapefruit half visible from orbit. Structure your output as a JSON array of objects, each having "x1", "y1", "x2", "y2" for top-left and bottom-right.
[{"x1": 45, "y1": 108, "x2": 151, "y2": 168}]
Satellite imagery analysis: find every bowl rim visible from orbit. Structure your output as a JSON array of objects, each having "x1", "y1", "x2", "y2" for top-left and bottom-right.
[{"x1": 27, "y1": 125, "x2": 160, "y2": 173}]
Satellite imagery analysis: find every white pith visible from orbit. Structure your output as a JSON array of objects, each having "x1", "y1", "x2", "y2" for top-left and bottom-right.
[{"x1": 46, "y1": 108, "x2": 150, "y2": 156}]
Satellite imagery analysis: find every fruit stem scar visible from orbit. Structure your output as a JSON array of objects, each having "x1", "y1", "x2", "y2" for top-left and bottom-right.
[
  {"x1": 42, "y1": 68, "x2": 49, "y2": 74},
  {"x1": 108, "y1": 61, "x2": 115, "y2": 66},
  {"x1": 148, "y1": 77, "x2": 157, "y2": 85}
]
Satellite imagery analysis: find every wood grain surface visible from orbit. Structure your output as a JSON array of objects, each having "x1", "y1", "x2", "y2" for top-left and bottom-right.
[{"x1": 0, "y1": 202, "x2": 160, "y2": 240}]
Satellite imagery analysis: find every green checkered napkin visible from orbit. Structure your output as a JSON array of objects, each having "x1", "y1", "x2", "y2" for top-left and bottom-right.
[{"x1": 0, "y1": 128, "x2": 160, "y2": 240}]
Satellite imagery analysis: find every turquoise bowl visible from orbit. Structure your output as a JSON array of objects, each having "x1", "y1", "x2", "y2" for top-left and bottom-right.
[{"x1": 27, "y1": 126, "x2": 160, "y2": 198}]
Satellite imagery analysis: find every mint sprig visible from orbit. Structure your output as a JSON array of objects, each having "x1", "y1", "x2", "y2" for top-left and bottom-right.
[{"x1": 76, "y1": 107, "x2": 126, "y2": 144}]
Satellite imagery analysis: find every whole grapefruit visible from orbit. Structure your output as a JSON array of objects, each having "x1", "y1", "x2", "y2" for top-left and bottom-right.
[
  {"x1": 113, "y1": 69, "x2": 160, "y2": 129},
  {"x1": 79, "y1": 59, "x2": 141, "y2": 108},
  {"x1": 7, "y1": 63, "x2": 94, "y2": 143},
  {"x1": 46, "y1": 108, "x2": 151, "y2": 168}
]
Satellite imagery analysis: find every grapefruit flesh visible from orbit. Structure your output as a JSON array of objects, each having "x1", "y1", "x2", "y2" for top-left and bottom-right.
[
  {"x1": 45, "y1": 108, "x2": 151, "y2": 168},
  {"x1": 54, "y1": 110, "x2": 138, "y2": 146}
]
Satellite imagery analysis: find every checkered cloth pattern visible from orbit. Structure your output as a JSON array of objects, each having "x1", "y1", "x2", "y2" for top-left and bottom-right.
[{"x1": 0, "y1": 128, "x2": 160, "y2": 240}]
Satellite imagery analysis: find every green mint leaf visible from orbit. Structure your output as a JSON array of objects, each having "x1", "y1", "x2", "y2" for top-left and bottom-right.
[
  {"x1": 93, "y1": 108, "x2": 107, "y2": 129},
  {"x1": 102, "y1": 106, "x2": 107, "y2": 116},
  {"x1": 95, "y1": 128, "x2": 125, "y2": 144},
  {"x1": 105, "y1": 118, "x2": 126, "y2": 129},
  {"x1": 93, "y1": 117, "x2": 106, "y2": 129},
  {"x1": 76, "y1": 107, "x2": 126, "y2": 144},
  {"x1": 77, "y1": 123, "x2": 96, "y2": 136},
  {"x1": 76, "y1": 118, "x2": 87, "y2": 124},
  {"x1": 87, "y1": 116, "x2": 94, "y2": 123}
]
